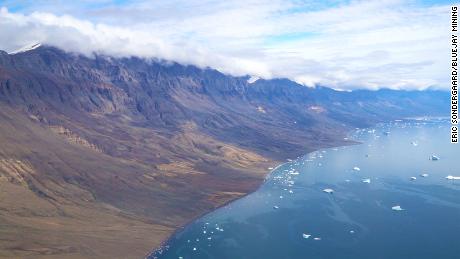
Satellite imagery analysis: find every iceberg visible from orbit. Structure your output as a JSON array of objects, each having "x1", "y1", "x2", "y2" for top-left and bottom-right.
[
  {"x1": 323, "y1": 188, "x2": 334, "y2": 194},
  {"x1": 392, "y1": 205, "x2": 404, "y2": 211},
  {"x1": 430, "y1": 155, "x2": 439, "y2": 161}
]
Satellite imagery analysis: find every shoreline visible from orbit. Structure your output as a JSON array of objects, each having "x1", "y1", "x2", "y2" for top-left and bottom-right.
[
  {"x1": 146, "y1": 117, "x2": 448, "y2": 257},
  {"x1": 145, "y1": 140, "x2": 358, "y2": 258}
]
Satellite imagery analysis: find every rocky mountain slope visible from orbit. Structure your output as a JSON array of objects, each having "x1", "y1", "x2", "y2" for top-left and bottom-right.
[{"x1": 0, "y1": 45, "x2": 448, "y2": 258}]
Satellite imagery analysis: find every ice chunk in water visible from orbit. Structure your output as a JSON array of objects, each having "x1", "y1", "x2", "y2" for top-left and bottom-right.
[
  {"x1": 323, "y1": 188, "x2": 334, "y2": 194},
  {"x1": 430, "y1": 155, "x2": 439, "y2": 161},
  {"x1": 392, "y1": 205, "x2": 404, "y2": 211}
]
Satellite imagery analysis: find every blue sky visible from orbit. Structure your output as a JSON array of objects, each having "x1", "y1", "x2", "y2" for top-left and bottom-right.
[{"x1": 0, "y1": 0, "x2": 454, "y2": 90}]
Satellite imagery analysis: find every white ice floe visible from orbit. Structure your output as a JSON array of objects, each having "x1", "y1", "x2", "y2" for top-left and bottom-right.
[
  {"x1": 302, "y1": 233, "x2": 311, "y2": 239},
  {"x1": 353, "y1": 166, "x2": 361, "y2": 171},
  {"x1": 430, "y1": 155, "x2": 439, "y2": 161},
  {"x1": 420, "y1": 173, "x2": 429, "y2": 177},
  {"x1": 362, "y1": 178, "x2": 371, "y2": 184},
  {"x1": 392, "y1": 205, "x2": 404, "y2": 211},
  {"x1": 323, "y1": 188, "x2": 334, "y2": 194},
  {"x1": 446, "y1": 175, "x2": 460, "y2": 180},
  {"x1": 410, "y1": 177, "x2": 417, "y2": 181}
]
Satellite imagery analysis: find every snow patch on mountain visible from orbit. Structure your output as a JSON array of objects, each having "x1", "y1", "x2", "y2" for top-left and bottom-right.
[
  {"x1": 247, "y1": 76, "x2": 260, "y2": 84},
  {"x1": 8, "y1": 43, "x2": 41, "y2": 55}
]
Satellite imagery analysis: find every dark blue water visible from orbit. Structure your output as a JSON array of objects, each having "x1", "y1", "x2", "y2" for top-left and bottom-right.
[{"x1": 151, "y1": 118, "x2": 460, "y2": 259}]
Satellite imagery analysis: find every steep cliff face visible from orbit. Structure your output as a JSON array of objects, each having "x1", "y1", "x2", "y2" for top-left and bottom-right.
[{"x1": 0, "y1": 45, "x2": 448, "y2": 258}]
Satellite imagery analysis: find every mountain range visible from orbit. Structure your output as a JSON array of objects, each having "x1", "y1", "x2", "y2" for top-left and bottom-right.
[{"x1": 0, "y1": 45, "x2": 448, "y2": 258}]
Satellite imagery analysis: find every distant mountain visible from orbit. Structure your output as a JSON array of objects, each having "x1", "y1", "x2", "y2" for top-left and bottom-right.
[{"x1": 0, "y1": 45, "x2": 448, "y2": 258}]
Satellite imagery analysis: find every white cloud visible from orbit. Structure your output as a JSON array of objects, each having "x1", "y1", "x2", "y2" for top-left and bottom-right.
[{"x1": 0, "y1": 0, "x2": 450, "y2": 90}]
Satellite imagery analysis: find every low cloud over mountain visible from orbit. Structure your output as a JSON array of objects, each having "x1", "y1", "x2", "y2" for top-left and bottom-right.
[{"x1": 0, "y1": 0, "x2": 449, "y2": 90}]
